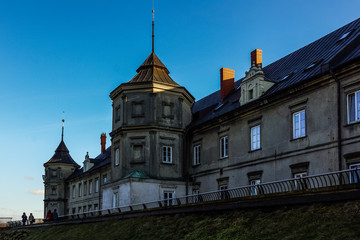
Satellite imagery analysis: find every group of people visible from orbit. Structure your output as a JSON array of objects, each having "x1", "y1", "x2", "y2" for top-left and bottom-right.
[
  {"x1": 46, "y1": 209, "x2": 58, "y2": 221},
  {"x1": 21, "y1": 212, "x2": 35, "y2": 226},
  {"x1": 21, "y1": 209, "x2": 58, "y2": 226}
]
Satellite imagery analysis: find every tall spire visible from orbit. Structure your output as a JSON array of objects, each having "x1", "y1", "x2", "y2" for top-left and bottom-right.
[
  {"x1": 152, "y1": 8, "x2": 155, "y2": 53},
  {"x1": 61, "y1": 119, "x2": 64, "y2": 141},
  {"x1": 61, "y1": 111, "x2": 65, "y2": 141}
]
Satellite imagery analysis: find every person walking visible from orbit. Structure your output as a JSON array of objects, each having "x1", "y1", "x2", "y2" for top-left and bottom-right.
[
  {"x1": 21, "y1": 212, "x2": 27, "y2": 226},
  {"x1": 29, "y1": 213, "x2": 35, "y2": 225}
]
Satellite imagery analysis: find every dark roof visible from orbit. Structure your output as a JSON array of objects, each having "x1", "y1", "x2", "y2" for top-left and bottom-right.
[
  {"x1": 67, "y1": 147, "x2": 111, "y2": 180},
  {"x1": 128, "y1": 52, "x2": 180, "y2": 86},
  {"x1": 44, "y1": 140, "x2": 80, "y2": 167},
  {"x1": 191, "y1": 17, "x2": 360, "y2": 128}
]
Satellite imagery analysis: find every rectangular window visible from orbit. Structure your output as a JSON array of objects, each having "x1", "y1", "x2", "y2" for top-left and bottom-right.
[
  {"x1": 72, "y1": 185, "x2": 76, "y2": 198},
  {"x1": 95, "y1": 178, "x2": 99, "y2": 193},
  {"x1": 94, "y1": 204, "x2": 98, "y2": 211},
  {"x1": 78, "y1": 183, "x2": 82, "y2": 197},
  {"x1": 89, "y1": 180, "x2": 93, "y2": 194},
  {"x1": 220, "y1": 136, "x2": 228, "y2": 158},
  {"x1": 293, "y1": 110, "x2": 306, "y2": 139},
  {"x1": 348, "y1": 91, "x2": 360, "y2": 123},
  {"x1": 192, "y1": 189, "x2": 200, "y2": 203},
  {"x1": 219, "y1": 184, "x2": 228, "y2": 199},
  {"x1": 103, "y1": 174, "x2": 108, "y2": 184},
  {"x1": 88, "y1": 205, "x2": 92, "y2": 212},
  {"x1": 112, "y1": 192, "x2": 119, "y2": 208},
  {"x1": 163, "y1": 190, "x2": 175, "y2": 207},
  {"x1": 349, "y1": 164, "x2": 360, "y2": 183},
  {"x1": 115, "y1": 148, "x2": 120, "y2": 166},
  {"x1": 83, "y1": 182, "x2": 87, "y2": 196},
  {"x1": 193, "y1": 145, "x2": 201, "y2": 165},
  {"x1": 83, "y1": 206, "x2": 87, "y2": 213},
  {"x1": 250, "y1": 179, "x2": 261, "y2": 196},
  {"x1": 251, "y1": 125, "x2": 261, "y2": 151},
  {"x1": 162, "y1": 146, "x2": 173, "y2": 164},
  {"x1": 294, "y1": 172, "x2": 307, "y2": 190},
  {"x1": 78, "y1": 207, "x2": 82, "y2": 214}
]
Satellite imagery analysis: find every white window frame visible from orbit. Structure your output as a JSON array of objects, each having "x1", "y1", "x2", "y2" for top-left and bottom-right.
[
  {"x1": 163, "y1": 190, "x2": 175, "y2": 207},
  {"x1": 250, "y1": 179, "x2": 261, "y2": 196},
  {"x1": 193, "y1": 145, "x2": 201, "y2": 165},
  {"x1": 347, "y1": 91, "x2": 360, "y2": 124},
  {"x1": 220, "y1": 136, "x2": 228, "y2": 158},
  {"x1": 294, "y1": 172, "x2": 307, "y2": 190},
  {"x1": 293, "y1": 110, "x2": 306, "y2": 139},
  {"x1": 162, "y1": 146, "x2": 173, "y2": 164},
  {"x1": 349, "y1": 164, "x2": 360, "y2": 183},
  {"x1": 95, "y1": 178, "x2": 99, "y2": 193},
  {"x1": 250, "y1": 125, "x2": 261, "y2": 151},
  {"x1": 115, "y1": 148, "x2": 120, "y2": 166}
]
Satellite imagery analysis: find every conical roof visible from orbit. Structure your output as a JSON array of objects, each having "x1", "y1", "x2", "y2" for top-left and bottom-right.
[
  {"x1": 128, "y1": 52, "x2": 180, "y2": 86},
  {"x1": 44, "y1": 140, "x2": 79, "y2": 167}
]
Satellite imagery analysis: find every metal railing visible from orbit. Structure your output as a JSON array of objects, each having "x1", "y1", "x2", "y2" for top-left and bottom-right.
[{"x1": 8, "y1": 168, "x2": 360, "y2": 226}]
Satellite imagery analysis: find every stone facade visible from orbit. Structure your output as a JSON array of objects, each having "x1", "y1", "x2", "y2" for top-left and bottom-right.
[{"x1": 43, "y1": 18, "x2": 360, "y2": 217}]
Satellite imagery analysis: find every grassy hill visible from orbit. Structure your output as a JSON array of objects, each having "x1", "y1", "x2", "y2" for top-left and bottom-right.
[{"x1": 2, "y1": 200, "x2": 360, "y2": 240}]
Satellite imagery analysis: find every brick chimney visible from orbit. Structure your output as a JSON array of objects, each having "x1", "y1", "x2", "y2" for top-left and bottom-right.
[
  {"x1": 220, "y1": 68, "x2": 235, "y2": 100},
  {"x1": 100, "y1": 133, "x2": 106, "y2": 153},
  {"x1": 251, "y1": 49, "x2": 262, "y2": 68}
]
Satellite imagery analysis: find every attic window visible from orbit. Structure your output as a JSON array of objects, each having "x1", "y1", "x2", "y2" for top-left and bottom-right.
[
  {"x1": 214, "y1": 103, "x2": 224, "y2": 112},
  {"x1": 280, "y1": 72, "x2": 294, "y2": 81},
  {"x1": 338, "y1": 30, "x2": 352, "y2": 41}
]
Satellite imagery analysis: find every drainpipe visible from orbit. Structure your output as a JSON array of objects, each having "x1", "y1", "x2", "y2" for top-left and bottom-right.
[{"x1": 329, "y1": 68, "x2": 343, "y2": 171}]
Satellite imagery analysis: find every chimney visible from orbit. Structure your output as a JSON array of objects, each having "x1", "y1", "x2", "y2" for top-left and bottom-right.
[
  {"x1": 100, "y1": 133, "x2": 106, "y2": 153},
  {"x1": 251, "y1": 49, "x2": 262, "y2": 68},
  {"x1": 220, "y1": 68, "x2": 235, "y2": 100}
]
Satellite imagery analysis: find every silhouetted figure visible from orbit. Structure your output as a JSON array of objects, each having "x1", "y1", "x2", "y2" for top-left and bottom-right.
[
  {"x1": 52, "y1": 209, "x2": 58, "y2": 221},
  {"x1": 29, "y1": 213, "x2": 35, "y2": 225},
  {"x1": 46, "y1": 210, "x2": 52, "y2": 221},
  {"x1": 21, "y1": 212, "x2": 27, "y2": 226}
]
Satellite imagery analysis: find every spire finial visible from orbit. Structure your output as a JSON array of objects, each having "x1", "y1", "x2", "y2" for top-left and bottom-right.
[
  {"x1": 152, "y1": 5, "x2": 155, "y2": 53},
  {"x1": 61, "y1": 111, "x2": 65, "y2": 141}
]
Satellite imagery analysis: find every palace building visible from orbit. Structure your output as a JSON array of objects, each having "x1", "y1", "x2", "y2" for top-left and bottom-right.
[{"x1": 43, "y1": 17, "x2": 360, "y2": 217}]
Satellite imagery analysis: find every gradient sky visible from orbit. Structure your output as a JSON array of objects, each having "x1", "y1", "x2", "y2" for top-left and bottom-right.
[{"x1": 0, "y1": 0, "x2": 359, "y2": 220}]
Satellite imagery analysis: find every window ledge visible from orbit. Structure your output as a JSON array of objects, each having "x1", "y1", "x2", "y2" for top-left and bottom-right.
[
  {"x1": 218, "y1": 156, "x2": 229, "y2": 160},
  {"x1": 290, "y1": 136, "x2": 307, "y2": 142},
  {"x1": 248, "y1": 148, "x2": 262, "y2": 153},
  {"x1": 161, "y1": 162, "x2": 174, "y2": 165},
  {"x1": 345, "y1": 121, "x2": 360, "y2": 127},
  {"x1": 192, "y1": 164, "x2": 201, "y2": 168}
]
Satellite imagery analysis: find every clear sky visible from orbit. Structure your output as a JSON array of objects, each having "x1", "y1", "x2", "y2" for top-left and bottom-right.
[{"x1": 0, "y1": 0, "x2": 359, "y2": 220}]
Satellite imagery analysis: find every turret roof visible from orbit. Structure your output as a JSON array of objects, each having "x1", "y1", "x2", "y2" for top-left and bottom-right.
[
  {"x1": 128, "y1": 52, "x2": 180, "y2": 86},
  {"x1": 44, "y1": 140, "x2": 79, "y2": 167}
]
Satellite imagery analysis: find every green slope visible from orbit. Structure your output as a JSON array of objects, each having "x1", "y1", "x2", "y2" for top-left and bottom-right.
[{"x1": 2, "y1": 200, "x2": 360, "y2": 240}]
